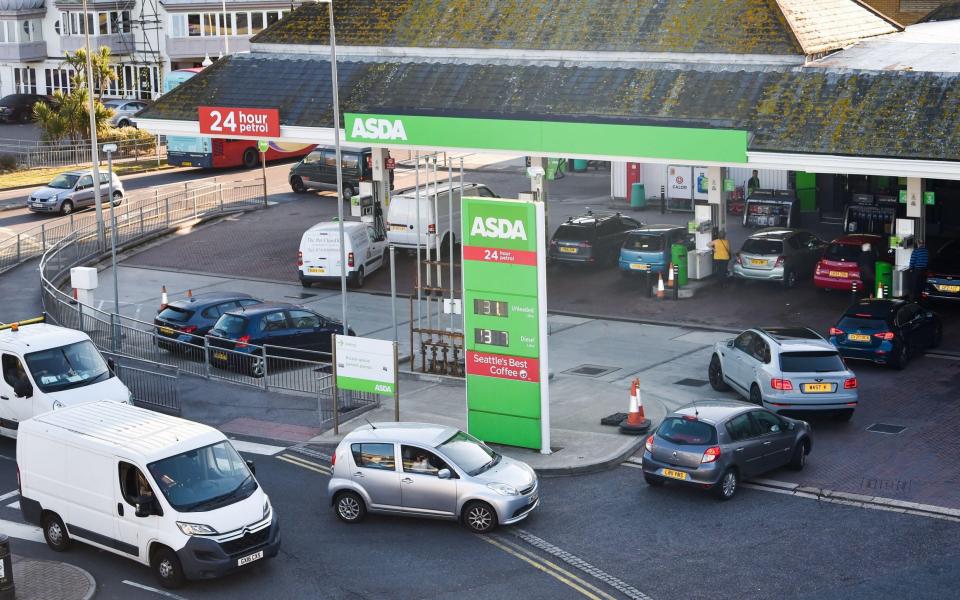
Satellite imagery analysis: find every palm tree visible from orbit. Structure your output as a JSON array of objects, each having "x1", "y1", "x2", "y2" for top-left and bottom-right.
[
  {"x1": 34, "y1": 87, "x2": 111, "y2": 144},
  {"x1": 62, "y1": 46, "x2": 117, "y2": 101}
]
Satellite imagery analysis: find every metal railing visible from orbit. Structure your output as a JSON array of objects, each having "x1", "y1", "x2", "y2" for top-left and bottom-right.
[
  {"x1": 0, "y1": 136, "x2": 165, "y2": 170},
  {"x1": 104, "y1": 352, "x2": 181, "y2": 415}
]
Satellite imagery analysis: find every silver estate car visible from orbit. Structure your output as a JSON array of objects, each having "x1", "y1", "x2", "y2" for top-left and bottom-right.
[
  {"x1": 328, "y1": 423, "x2": 539, "y2": 533},
  {"x1": 732, "y1": 228, "x2": 826, "y2": 288},
  {"x1": 642, "y1": 401, "x2": 812, "y2": 500},
  {"x1": 27, "y1": 169, "x2": 125, "y2": 215}
]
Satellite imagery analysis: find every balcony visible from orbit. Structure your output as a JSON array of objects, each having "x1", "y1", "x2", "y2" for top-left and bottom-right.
[
  {"x1": 0, "y1": 40, "x2": 46, "y2": 61},
  {"x1": 165, "y1": 36, "x2": 252, "y2": 60},
  {"x1": 60, "y1": 32, "x2": 134, "y2": 55}
]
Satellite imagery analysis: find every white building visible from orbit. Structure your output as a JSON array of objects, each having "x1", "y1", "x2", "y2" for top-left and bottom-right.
[{"x1": 0, "y1": 0, "x2": 301, "y2": 100}]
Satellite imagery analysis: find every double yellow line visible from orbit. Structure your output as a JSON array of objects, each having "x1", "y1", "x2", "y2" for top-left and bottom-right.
[
  {"x1": 276, "y1": 453, "x2": 332, "y2": 476},
  {"x1": 481, "y1": 535, "x2": 618, "y2": 600}
]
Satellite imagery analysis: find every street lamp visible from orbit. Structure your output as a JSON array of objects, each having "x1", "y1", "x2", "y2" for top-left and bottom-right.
[
  {"x1": 102, "y1": 142, "x2": 120, "y2": 350},
  {"x1": 82, "y1": 0, "x2": 105, "y2": 247}
]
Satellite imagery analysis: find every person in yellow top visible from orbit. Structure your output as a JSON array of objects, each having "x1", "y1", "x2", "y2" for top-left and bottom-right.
[{"x1": 709, "y1": 230, "x2": 731, "y2": 284}]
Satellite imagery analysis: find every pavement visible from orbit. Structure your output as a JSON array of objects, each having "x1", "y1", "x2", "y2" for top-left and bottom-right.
[{"x1": 10, "y1": 555, "x2": 96, "y2": 600}]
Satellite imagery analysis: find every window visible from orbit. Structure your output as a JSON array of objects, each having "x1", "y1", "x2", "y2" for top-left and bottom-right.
[
  {"x1": 187, "y1": 13, "x2": 201, "y2": 36},
  {"x1": 266, "y1": 11, "x2": 280, "y2": 26},
  {"x1": 825, "y1": 243, "x2": 860, "y2": 262},
  {"x1": 786, "y1": 236, "x2": 801, "y2": 250},
  {"x1": 23, "y1": 340, "x2": 110, "y2": 393},
  {"x1": 351, "y1": 443, "x2": 396, "y2": 471},
  {"x1": 750, "y1": 411, "x2": 783, "y2": 435},
  {"x1": 77, "y1": 174, "x2": 92, "y2": 188},
  {"x1": 289, "y1": 310, "x2": 320, "y2": 329},
  {"x1": 170, "y1": 14, "x2": 187, "y2": 37},
  {"x1": 203, "y1": 13, "x2": 218, "y2": 36},
  {"x1": 624, "y1": 233, "x2": 663, "y2": 251},
  {"x1": 779, "y1": 351, "x2": 846, "y2": 373},
  {"x1": 99, "y1": 173, "x2": 111, "y2": 185},
  {"x1": 219, "y1": 13, "x2": 232, "y2": 36},
  {"x1": 98, "y1": 12, "x2": 108, "y2": 35},
  {"x1": 476, "y1": 186, "x2": 496, "y2": 198},
  {"x1": 734, "y1": 331, "x2": 755, "y2": 354},
  {"x1": 2, "y1": 354, "x2": 27, "y2": 389},
  {"x1": 621, "y1": 217, "x2": 642, "y2": 229},
  {"x1": 250, "y1": 11, "x2": 264, "y2": 33},
  {"x1": 14, "y1": 68, "x2": 37, "y2": 94},
  {"x1": 201, "y1": 305, "x2": 222, "y2": 319},
  {"x1": 45, "y1": 69, "x2": 75, "y2": 95},
  {"x1": 303, "y1": 150, "x2": 322, "y2": 165},
  {"x1": 750, "y1": 338, "x2": 770, "y2": 363},
  {"x1": 235, "y1": 12, "x2": 249, "y2": 35},
  {"x1": 322, "y1": 150, "x2": 337, "y2": 168},
  {"x1": 260, "y1": 312, "x2": 288, "y2": 332},
  {"x1": 158, "y1": 305, "x2": 193, "y2": 323},
  {"x1": 212, "y1": 314, "x2": 246, "y2": 336},
  {"x1": 656, "y1": 417, "x2": 718, "y2": 445},
  {"x1": 401, "y1": 445, "x2": 451, "y2": 476},
  {"x1": 119, "y1": 462, "x2": 155, "y2": 506},
  {"x1": 597, "y1": 219, "x2": 618, "y2": 236},
  {"x1": 148, "y1": 441, "x2": 256, "y2": 512},
  {"x1": 437, "y1": 431, "x2": 498, "y2": 476},
  {"x1": 341, "y1": 153, "x2": 359, "y2": 170},
  {"x1": 897, "y1": 305, "x2": 921, "y2": 326},
  {"x1": 725, "y1": 414, "x2": 757, "y2": 442},
  {"x1": 238, "y1": 298, "x2": 261, "y2": 307}
]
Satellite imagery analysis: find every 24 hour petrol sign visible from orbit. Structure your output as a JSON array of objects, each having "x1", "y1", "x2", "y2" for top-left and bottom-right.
[{"x1": 199, "y1": 106, "x2": 280, "y2": 137}]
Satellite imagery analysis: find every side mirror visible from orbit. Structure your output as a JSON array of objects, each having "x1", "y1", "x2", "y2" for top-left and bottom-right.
[
  {"x1": 13, "y1": 380, "x2": 32, "y2": 399},
  {"x1": 437, "y1": 469, "x2": 451, "y2": 480},
  {"x1": 726, "y1": 340, "x2": 734, "y2": 348},
  {"x1": 786, "y1": 421, "x2": 796, "y2": 431},
  {"x1": 134, "y1": 495, "x2": 154, "y2": 518},
  {"x1": 107, "y1": 357, "x2": 116, "y2": 374},
  {"x1": 246, "y1": 459, "x2": 256, "y2": 475}
]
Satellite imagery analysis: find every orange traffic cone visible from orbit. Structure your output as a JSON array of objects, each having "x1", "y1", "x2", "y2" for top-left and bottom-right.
[
  {"x1": 186, "y1": 289, "x2": 193, "y2": 300},
  {"x1": 620, "y1": 378, "x2": 651, "y2": 434},
  {"x1": 667, "y1": 263, "x2": 675, "y2": 288},
  {"x1": 656, "y1": 273, "x2": 665, "y2": 299}
]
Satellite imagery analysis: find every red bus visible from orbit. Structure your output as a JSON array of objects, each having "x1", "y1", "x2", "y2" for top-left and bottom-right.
[{"x1": 163, "y1": 68, "x2": 314, "y2": 169}]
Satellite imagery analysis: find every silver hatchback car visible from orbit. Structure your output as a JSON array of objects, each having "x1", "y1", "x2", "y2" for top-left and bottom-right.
[
  {"x1": 328, "y1": 423, "x2": 539, "y2": 533},
  {"x1": 27, "y1": 169, "x2": 125, "y2": 215}
]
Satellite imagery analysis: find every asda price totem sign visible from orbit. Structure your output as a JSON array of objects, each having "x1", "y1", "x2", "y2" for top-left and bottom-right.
[{"x1": 462, "y1": 197, "x2": 549, "y2": 451}]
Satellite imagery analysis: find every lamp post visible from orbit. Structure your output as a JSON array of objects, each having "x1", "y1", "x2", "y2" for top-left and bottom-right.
[
  {"x1": 82, "y1": 0, "x2": 105, "y2": 247},
  {"x1": 221, "y1": 0, "x2": 229, "y2": 56},
  {"x1": 102, "y1": 143, "x2": 120, "y2": 349}
]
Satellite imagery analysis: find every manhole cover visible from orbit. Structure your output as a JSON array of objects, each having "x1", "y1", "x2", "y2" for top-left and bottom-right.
[
  {"x1": 285, "y1": 292, "x2": 317, "y2": 300},
  {"x1": 564, "y1": 364, "x2": 619, "y2": 378},
  {"x1": 675, "y1": 378, "x2": 709, "y2": 387},
  {"x1": 866, "y1": 423, "x2": 907, "y2": 434}
]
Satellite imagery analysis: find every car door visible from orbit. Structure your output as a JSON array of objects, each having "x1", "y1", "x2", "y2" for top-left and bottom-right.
[
  {"x1": 99, "y1": 172, "x2": 112, "y2": 201},
  {"x1": 895, "y1": 305, "x2": 921, "y2": 351},
  {"x1": 724, "y1": 414, "x2": 767, "y2": 478},
  {"x1": 0, "y1": 354, "x2": 34, "y2": 432},
  {"x1": 748, "y1": 410, "x2": 793, "y2": 471},
  {"x1": 727, "y1": 331, "x2": 756, "y2": 392},
  {"x1": 350, "y1": 442, "x2": 402, "y2": 509},
  {"x1": 399, "y1": 445, "x2": 458, "y2": 516},
  {"x1": 287, "y1": 309, "x2": 324, "y2": 352},
  {"x1": 259, "y1": 310, "x2": 293, "y2": 351},
  {"x1": 115, "y1": 461, "x2": 160, "y2": 559},
  {"x1": 73, "y1": 174, "x2": 94, "y2": 207},
  {"x1": 365, "y1": 226, "x2": 386, "y2": 273}
]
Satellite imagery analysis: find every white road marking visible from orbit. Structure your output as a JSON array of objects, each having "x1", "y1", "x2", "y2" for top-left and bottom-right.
[
  {"x1": 6, "y1": 501, "x2": 18, "y2": 509},
  {"x1": 122, "y1": 580, "x2": 189, "y2": 600},
  {"x1": 230, "y1": 439, "x2": 286, "y2": 456},
  {"x1": 0, "y1": 517, "x2": 44, "y2": 543},
  {"x1": 0, "y1": 490, "x2": 19, "y2": 502}
]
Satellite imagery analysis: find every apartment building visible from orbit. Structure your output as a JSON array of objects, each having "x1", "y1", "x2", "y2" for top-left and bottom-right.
[{"x1": 0, "y1": 0, "x2": 300, "y2": 100}]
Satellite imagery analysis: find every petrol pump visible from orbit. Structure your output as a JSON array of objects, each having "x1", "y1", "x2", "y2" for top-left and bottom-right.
[{"x1": 350, "y1": 181, "x2": 387, "y2": 241}]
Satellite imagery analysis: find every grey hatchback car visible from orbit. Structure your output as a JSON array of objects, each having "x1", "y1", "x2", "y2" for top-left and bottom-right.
[
  {"x1": 328, "y1": 423, "x2": 539, "y2": 533},
  {"x1": 27, "y1": 169, "x2": 125, "y2": 215},
  {"x1": 642, "y1": 401, "x2": 812, "y2": 500},
  {"x1": 732, "y1": 228, "x2": 826, "y2": 288}
]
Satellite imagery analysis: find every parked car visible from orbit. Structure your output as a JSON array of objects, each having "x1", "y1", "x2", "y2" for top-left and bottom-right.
[
  {"x1": 641, "y1": 401, "x2": 812, "y2": 500},
  {"x1": 18, "y1": 401, "x2": 279, "y2": 589},
  {"x1": 709, "y1": 327, "x2": 859, "y2": 421},
  {"x1": 154, "y1": 292, "x2": 262, "y2": 351},
  {"x1": 299, "y1": 220, "x2": 387, "y2": 288},
  {"x1": 289, "y1": 146, "x2": 393, "y2": 199},
  {"x1": 732, "y1": 228, "x2": 826, "y2": 288},
  {"x1": 26, "y1": 169, "x2": 125, "y2": 215},
  {"x1": 829, "y1": 298, "x2": 942, "y2": 369},
  {"x1": 922, "y1": 239, "x2": 960, "y2": 303},
  {"x1": 104, "y1": 98, "x2": 149, "y2": 127},
  {"x1": 549, "y1": 211, "x2": 642, "y2": 266},
  {"x1": 387, "y1": 181, "x2": 498, "y2": 252},
  {"x1": 206, "y1": 303, "x2": 352, "y2": 376},
  {"x1": 619, "y1": 224, "x2": 693, "y2": 276},
  {"x1": 0, "y1": 93, "x2": 49, "y2": 124},
  {"x1": 813, "y1": 234, "x2": 888, "y2": 292},
  {"x1": 328, "y1": 422, "x2": 539, "y2": 533}
]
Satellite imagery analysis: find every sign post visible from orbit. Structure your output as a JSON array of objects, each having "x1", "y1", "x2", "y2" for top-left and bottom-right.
[
  {"x1": 462, "y1": 197, "x2": 550, "y2": 453},
  {"x1": 258, "y1": 140, "x2": 268, "y2": 206},
  {"x1": 332, "y1": 335, "x2": 399, "y2": 430}
]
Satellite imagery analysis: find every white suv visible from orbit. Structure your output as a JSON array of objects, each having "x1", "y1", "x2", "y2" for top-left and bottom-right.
[{"x1": 708, "y1": 327, "x2": 859, "y2": 421}]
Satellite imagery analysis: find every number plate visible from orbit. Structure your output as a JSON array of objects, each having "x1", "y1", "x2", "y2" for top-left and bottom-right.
[
  {"x1": 308, "y1": 267, "x2": 325, "y2": 274},
  {"x1": 937, "y1": 284, "x2": 960, "y2": 293},
  {"x1": 630, "y1": 263, "x2": 650, "y2": 270},
  {"x1": 159, "y1": 326, "x2": 174, "y2": 335},
  {"x1": 662, "y1": 468, "x2": 688, "y2": 480},
  {"x1": 213, "y1": 351, "x2": 228, "y2": 361},
  {"x1": 828, "y1": 271, "x2": 849, "y2": 278},
  {"x1": 390, "y1": 225, "x2": 406, "y2": 232},
  {"x1": 237, "y1": 550, "x2": 264, "y2": 567},
  {"x1": 848, "y1": 333, "x2": 870, "y2": 342},
  {"x1": 802, "y1": 383, "x2": 833, "y2": 393},
  {"x1": 750, "y1": 259, "x2": 766, "y2": 266},
  {"x1": 559, "y1": 247, "x2": 577, "y2": 254},
  {"x1": 181, "y1": 161, "x2": 192, "y2": 167}
]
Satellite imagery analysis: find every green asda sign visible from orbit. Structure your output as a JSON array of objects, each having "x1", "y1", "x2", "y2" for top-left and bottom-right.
[{"x1": 346, "y1": 113, "x2": 749, "y2": 164}]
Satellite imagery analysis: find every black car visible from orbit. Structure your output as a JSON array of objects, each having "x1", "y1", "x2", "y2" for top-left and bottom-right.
[
  {"x1": 154, "y1": 292, "x2": 262, "y2": 351},
  {"x1": 828, "y1": 298, "x2": 942, "y2": 369},
  {"x1": 923, "y1": 239, "x2": 960, "y2": 303},
  {"x1": 0, "y1": 94, "x2": 49, "y2": 124},
  {"x1": 206, "y1": 303, "x2": 353, "y2": 376},
  {"x1": 549, "y1": 211, "x2": 643, "y2": 266}
]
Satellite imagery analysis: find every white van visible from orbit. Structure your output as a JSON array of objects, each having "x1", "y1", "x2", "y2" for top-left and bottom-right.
[
  {"x1": 298, "y1": 220, "x2": 387, "y2": 288},
  {"x1": 0, "y1": 318, "x2": 131, "y2": 437},
  {"x1": 18, "y1": 401, "x2": 278, "y2": 589},
  {"x1": 387, "y1": 182, "x2": 499, "y2": 251}
]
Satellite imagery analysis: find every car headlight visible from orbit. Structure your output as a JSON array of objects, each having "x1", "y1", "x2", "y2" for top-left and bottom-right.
[
  {"x1": 52, "y1": 400, "x2": 64, "y2": 410},
  {"x1": 487, "y1": 483, "x2": 519, "y2": 496},
  {"x1": 176, "y1": 522, "x2": 218, "y2": 536},
  {"x1": 263, "y1": 497, "x2": 272, "y2": 520}
]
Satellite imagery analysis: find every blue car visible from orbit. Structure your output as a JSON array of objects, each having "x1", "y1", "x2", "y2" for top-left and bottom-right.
[
  {"x1": 923, "y1": 239, "x2": 960, "y2": 303},
  {"x1": 619, "y1": 225, "x2": 692, "y2": 277},
  {"x1": 829, "y1": 298, "x2": 942, "y2": 370},
  {"x1": 154, "y1": 292, "x2": 262, "y2": 351}
]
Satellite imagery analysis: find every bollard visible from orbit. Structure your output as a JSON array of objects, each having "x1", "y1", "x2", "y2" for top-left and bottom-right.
[
  {"x1": 851, "y1": 280, "x2": 859, "y2": 301},
  {"x1": 660, "y1": 185, "x2": 666, "y2": 215},
  {"x1": 0, "y1": 533, "x2": 15, "y2": 600},
  {"x1": 645, "y1": 271, "x2": 653, "y2": 298},
  {"x1": 673, "y1": 264, "x2": 680, "y2": 300}
]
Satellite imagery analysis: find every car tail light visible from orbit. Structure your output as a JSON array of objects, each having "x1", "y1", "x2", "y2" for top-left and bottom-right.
[
  {"x1": 815, "y1": 264, "x2": 823, "y2": 276},
  {"x1": 844, "y1": 378, "x2": 858, "y2": 389},
  {"x1": 701, "y1": 446, "x2": 721, "y2": 464},
  {"x1": 771, "y1": 378, "x2": 793, "y2": 391},
  {"x1": 428, "y1": 223, "x2": 436, "y2": 234},
  {"x1": 735, "y1": 253, "x2": 742, "y2": 265},
  {"x1": 182, "y1": 325, "x2": 197, "y2": 334},
  {"x1": 775, "y1": 256, "x2": 785, "y2": 267},
  {"x1": 236, "y1": 334, "x2": 251, "y2": 349},
  {"x1": 873, "y1": 332, "x2": 895, "y2": 340},
  {"x1": 347, "y1": 252, "x2": 355, "y2": 268},
  {"x1": 829, "y1": 327, "x2": 844, "y2": 336},
  {"x1": 645, "y1": 435, "x2": 654, "y2": 453},
  {"x1": 297, "y1": 250, "x2": 303, "y2": 267},
  {"x1": 331, "y1": 453, "x2": 336, "y2": 466}
]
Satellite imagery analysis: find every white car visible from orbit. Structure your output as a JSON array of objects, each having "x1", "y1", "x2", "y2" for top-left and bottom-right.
[
  {"x1": 104, "y1": 99, "x2": 148, "y2": 127},
  {"x1": 708, "y1": 327, "x2": 860, "y2": 421}
]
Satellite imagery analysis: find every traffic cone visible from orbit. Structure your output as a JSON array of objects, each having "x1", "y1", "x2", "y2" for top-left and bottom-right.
[
  {"x1": 876, "y1": 283, "x2": 884, "y2": 299},
  {"x1": 70, "y1": 288, "x2": 78, "y2": 305},
  {"x1": 667, "y1": 263, "x2": 675, "y2": 288},
  {"x1": 160, "y1": 285, "x2": 168, "y2": 309},
  {"x1": 656, "y1": 273, "x2": 665, "y2": 299},
  {"x1": 620, "y1": 378, "x2": 651, "y2": 435},
  {"x1": 186, "y1": 289, "x2": 193, "y2": 300}
]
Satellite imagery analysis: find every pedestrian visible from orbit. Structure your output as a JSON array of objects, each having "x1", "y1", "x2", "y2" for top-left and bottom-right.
[
  {"x1": 747, "y1": 170, "x2": 761, "y2": 197},
  {"x1": 709, "y1": 230, "x2": 731, "y2": 284},
  {"x1": 857, "y1": 243, "x2": 875, "y2": 296},
  {"x1": 909, "y1": 238, "x2": 929, "y2": 301}
]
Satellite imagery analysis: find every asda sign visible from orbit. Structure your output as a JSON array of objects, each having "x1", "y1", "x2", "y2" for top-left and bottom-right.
[{"x1": 345, "y1": 113, "x2": 748, "y2": 164}]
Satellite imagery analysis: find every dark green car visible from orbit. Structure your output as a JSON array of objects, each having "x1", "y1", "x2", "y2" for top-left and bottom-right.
[{"x1": 289, "y1": 146, "x2": 393, "y2": 200}]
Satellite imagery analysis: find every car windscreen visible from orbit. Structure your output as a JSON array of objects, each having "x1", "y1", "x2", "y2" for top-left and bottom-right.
[
  {"x1": 931, "y1": 242, "x2": 960, "y2": 270},
  {"x1": 437, "y1": 430, "x2": 499, "y2": 476},
  {"x1": 47, "y1": 173, "x2": 79, "y2": 189},
  {"x1": 553, "y1": 225, "x2": 594, "y2": 242},
  {"x1": 837, "y1": 316, "x2": 887, "y2": 331},
  {"x1": 624, "y1": 233, "x2": 663, "y2": 251},
  {"x1": 741, "y1": 238, "x2": 783, "y2": 255},
  {"x1": 824, "y1": 243, "x2": 860, "y2": 262},
  {"x1": 656, "y1": 417, "x2": 718, "y2": 445},
  {"x1": 157, "y1": 305, "x2": 194, "y2": 323},
  {"x1": 148, "y1": 441, "x2": 257, "y2": 512},
  {"x1": 24, "y1": 340, "x2": 111, "y2": 393},
  {"x1": 211, "y1": 314, "x2": 247, "y2": 337},
  {"x1": 779, "y1": 351, "x2": 846, "y2": 373},
  {"x1": 0, "y1": 95, "x2": 17, "y2": 106}
]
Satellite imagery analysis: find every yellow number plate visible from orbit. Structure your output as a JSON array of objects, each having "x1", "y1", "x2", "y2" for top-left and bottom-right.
[
  {"x1": 938, "y1": 284, "x2": 960, "y2": 293},
  {"x1": 213, "y1": 351, "x2": 228, "y2": 361},
  {"x1": 559, "y1": 247, "x2": 577, "y2": 254},
  {"x1": 181, "y1": 161, "x2": 192, "y2": 167},
  {"x1": 750, "y1": 259, "x2": 766, "y2": 266},
  {"x1": 390, "y1": 225, "x2": 406, "y2": 231},
  {"x1": 159, "y1": 326, "x2": 174, "y2": 335},
  {"x1": 630, "y1": 263, "x2": 650, "y2": 270},
  {"x1": 848, "y1": 333, "x2": 870, "y2": 342},
  {"x1": 802, "y1": 383, "x2": 833, "y2": 393},
  {"x1": 662, "y1": 469, "x2": 688, "y2": 480},
  {"x1": 828, "y1": 271, "x2": 849, "y2": 278},
  {"x1": 308, "y1": 267, "x2": 325, "y2": 274}
]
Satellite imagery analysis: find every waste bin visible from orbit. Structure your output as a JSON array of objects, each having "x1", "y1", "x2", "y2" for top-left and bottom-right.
[
  {"x1": 671, "y1": 244, "x2": 689, "y2": 287},
  {"x1": 572, "y1": 159, "x2": 588, "y2": 172},
  {"x1": 630, "y1": 183, "x2": 646, "y2": 209},
  {"x1": 876, "y1": 260, "x2": 893, "y2": 296}
]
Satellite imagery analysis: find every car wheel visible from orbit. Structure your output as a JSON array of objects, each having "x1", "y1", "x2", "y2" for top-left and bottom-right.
[
  {"x1": 708, "y1": 355, "x2": 730, "y2": 391},
  {"x1": 891, "y1": 344, "x2": 908, "y2": 370},
  {"x1": 249, "y1": 356, "x2": 265, "y2": 378},
  {"x1": 60, "y1": 200, "x2": 74, "y2": 215},
  {"x1": 242, "y1": 148, "x2": 258, "y2": 169},
  {"x1": 715, "y1": 469, "x2": 738, "y2": 501},
  {"x1": 341, "y1": 184, "x2": 356, "y2": 201},
  {"x1": 300, "y1": 280, "x2": 312, "y2": 288},
  {"x1": 783, "y1": 269, "x2": 798, "y2": 289},
  {"x1": 644, "y1": 473, "x2": 664, "y2": 486},
  {"x1": 788, "y1": 439, "x2": 808, "y2": 470},
  {"x1": 353, "y1": 267, "x2": 365, "y2": 288},
  {"x1": 43, "y1": 513, "x2": 71, "y2": 552},
  {"x1": 334, "y1": 491, "x2": 366, "y2": 523},
  {"x1": 463, "y1": 501, "x2": 498, "y2": 534},
  {"x1": 749, "y1": 384, "x2": 763, "y2": 406},
  {"x1": 112, "y1": 191, "x2": 123, "y2": 207},
  {"x1": 152, "y1": 546, "x2": 185, "y2": 589},
  {"x1": 291, "y1": 176, "x2": 307, "y2": 193},
  {"x1": 18, "y1": 110, "x2": 31, "y2": 124},
  {"x1": 118, "y1": 118, "x2": 130, "y2": 128}
]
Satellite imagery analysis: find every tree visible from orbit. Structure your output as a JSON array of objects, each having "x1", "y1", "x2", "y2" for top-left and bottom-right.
[
  {"x1": 34, "y1": 86, "x2": 111, "y2": 144},
  {"x1": 62, "y1": 46, "x2": 117, "y2": 101}
]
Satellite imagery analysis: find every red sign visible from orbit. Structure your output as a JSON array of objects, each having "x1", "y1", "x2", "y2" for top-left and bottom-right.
[
  {"x1": 198, "y1": 106, "x2": 280, "y2": 137},
  {"x1": 385, "y1": 157, "x2": 396, "y2": 170},
  {"x1": 463, "y1": 245, "x2": 537, "y2": 267},
  {"x1": 467, "y1": 351, "x2": 540, "y2": 383}
]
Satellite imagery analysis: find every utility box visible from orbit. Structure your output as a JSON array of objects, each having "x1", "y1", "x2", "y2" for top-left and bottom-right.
[
  {"x1": 671, "y1": 243, "x2": 689, "y2": 286},
  {"x1": 70, "y1": 266, "x2": 98, "y2": 306}
]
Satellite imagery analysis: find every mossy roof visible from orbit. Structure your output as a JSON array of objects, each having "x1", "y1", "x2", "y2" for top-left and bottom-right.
[
  {"x1": 251, "y1": 0, "x2": 806, "y2": 55},
  {"x1": 139, "y1": 54, "x2": 960, "y2": 162}
]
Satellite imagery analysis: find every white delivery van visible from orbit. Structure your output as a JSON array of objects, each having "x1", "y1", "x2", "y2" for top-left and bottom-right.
[
  {"x1": 298, "y1": 220, "x2": 387, "y2": 288},
  {"x1": 387, "y1": 182, "x2": 499, "y2": 251},
  {"x1": 0, "y1": 317, "x2": 131, "y2": 437},
  {"x1": 18, "y1": 401, "x2": 278, "y2": 589}
]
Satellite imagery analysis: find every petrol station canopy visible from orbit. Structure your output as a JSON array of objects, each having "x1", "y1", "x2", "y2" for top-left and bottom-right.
[{"x1": 137, "y1": 0, "x2": 960, "y2": 178}]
